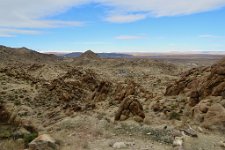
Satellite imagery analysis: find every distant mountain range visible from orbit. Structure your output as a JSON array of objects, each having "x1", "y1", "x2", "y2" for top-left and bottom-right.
[
  {"x1": 63, "y1": 52, "x2": 133, "y2": 58},
  {"x1": 46, "y1": 51, "x2": 225, "y2": 58},
  {"x1": 1, "y1": 45, "x2": 224, "y2": 61}
]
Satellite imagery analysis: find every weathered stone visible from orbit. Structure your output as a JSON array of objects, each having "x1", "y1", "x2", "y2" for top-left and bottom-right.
[
  {"x1": 29, "y1": 134, "x2": 59, "y2": 150},
  {"x1": 112, "y1": 142, "x2": 127, "y2": 149},
  {"x1": 199, "y1": 103, "x2": 209, "y2": 113},
  {"x1": 173, "y1": 136, "x2": 183, "y2": 147},
  {"x1": 189, "y1": 97, "x2": 200, "y2": 107}
]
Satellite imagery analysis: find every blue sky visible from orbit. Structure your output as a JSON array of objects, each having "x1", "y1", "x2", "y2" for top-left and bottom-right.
[{"x1": 0, "y1": 0, "x2": 225, "y2": 53}]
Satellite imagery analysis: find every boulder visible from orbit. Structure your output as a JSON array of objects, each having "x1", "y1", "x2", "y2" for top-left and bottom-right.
[
  {"x1": 192, "y1": 99, "x2": 213, "y2": 124},
  {"x1": 199, "y1": 103, "x2": 209, "y2": 113},
  {"x1": 112, "y1": 142, "x2": 127, "y2": 149},
  {"x1": 28, "y1": 134, "x2": 59, "y2": 150},
  {"x1": 114, "y1": 95, "x2": 145, "y2": 121},
  {"x1": 189, "y1": 97, "x2": 200, "y2": 107}
]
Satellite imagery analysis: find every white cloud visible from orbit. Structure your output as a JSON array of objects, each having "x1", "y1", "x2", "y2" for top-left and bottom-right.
[
  {"x1": 0, "y1": 28, "x2": 41, "y2": 37},
  {"x1": 98, "y1": 0, "x2": 225, "y2": 16},
  {"x1": 115, "y1": 35, "x2": 145, "y2": 40},
  {"x1": 0, "y1": 0, "x2": 88, "y2": 36},
  {"x1": 1, "y1": 0, "x2": 225, "y2": 36},
  {"x1": 106, "y1": 14, "x2": 147, "y2": 23},
  {"x1": 97, "y1": 0, "x2": 225, "y2": 22},
  {"x1": 199, "y1": 34, "x2": 224, "y2": 38}
]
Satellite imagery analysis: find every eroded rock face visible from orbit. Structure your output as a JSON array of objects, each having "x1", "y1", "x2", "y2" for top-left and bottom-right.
[
  {"x1": 29, "y1": 134, "x2": 59, "y2": 150},
  {"x1": 114, "y1": 95, "x2": 145, "y2": 121}
]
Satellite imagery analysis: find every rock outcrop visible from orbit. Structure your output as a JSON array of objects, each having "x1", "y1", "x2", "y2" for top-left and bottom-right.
[
  {"x1": 165, "y1": 57, "x2": 225, "y2": 98},
  {"x1": 163, "y1": 57, "x2": 225, "y2": 130},
  {"x1": 115, "y1": 95, "x2": 145, "y2": 121}
]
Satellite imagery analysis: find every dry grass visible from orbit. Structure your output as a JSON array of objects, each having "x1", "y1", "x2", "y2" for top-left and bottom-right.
[{"x1": 0, "y1": 139, "x2": 24, "y2": 150}]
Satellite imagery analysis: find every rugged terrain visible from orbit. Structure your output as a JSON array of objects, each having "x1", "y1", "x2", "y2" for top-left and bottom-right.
[{"x1": 0, "y1": 46, "x2": 225, "y2": 150}]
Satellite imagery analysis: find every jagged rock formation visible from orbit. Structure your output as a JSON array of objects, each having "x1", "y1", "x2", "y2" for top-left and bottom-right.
[{"x1": 165, "y1": 57, "x2": 225, "y2": 98}]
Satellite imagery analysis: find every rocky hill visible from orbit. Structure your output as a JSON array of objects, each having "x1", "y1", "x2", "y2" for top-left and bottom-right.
[
  {"x1": 0, "y1": 45, "x2": 59, "y2": 63},
  {"x1": 79, "y1": 50, "x2": 100, "y2": 59}
]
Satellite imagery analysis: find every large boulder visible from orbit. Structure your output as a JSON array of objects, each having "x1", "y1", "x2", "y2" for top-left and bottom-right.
[
  {"x1": 28, "y1": 134, "x2": 59, "y2": 150},
  {"x1": 192, "y1": 100, "x2": 210, "y2": 123},
  {"x1": 114, "y1": 95, "x2": 145, "y2": 122}
]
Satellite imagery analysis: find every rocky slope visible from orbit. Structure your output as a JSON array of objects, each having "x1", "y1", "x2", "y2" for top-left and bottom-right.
[
  {"x1": 0, "y1": 46, "x2": 224, "y2": 150},
  {"x1": 0, "y1": 45, "x2": 60, "y2": 63},
  {"x1": 163, "y1": 57, "x2": 225, "y2": 130}
]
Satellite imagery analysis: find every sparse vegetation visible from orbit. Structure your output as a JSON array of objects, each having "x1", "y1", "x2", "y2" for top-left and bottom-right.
[
  {"x1": 23, "y1": 132, "x2": 38, "y2": 147},
  {"x1": 169, "y1": 111, "x2": 181, "y2": 120},
  {"x1": 0, "y1": 45, "x2": 225, "y2": 150}
]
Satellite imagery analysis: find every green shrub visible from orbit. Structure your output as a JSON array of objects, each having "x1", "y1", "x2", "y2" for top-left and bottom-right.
[
  {"x1": 23, "y1": 132, "x2": 38, "y2": 146},
  {"x1": 169, "y1": 111, "x2": 181, "y2": 120}
]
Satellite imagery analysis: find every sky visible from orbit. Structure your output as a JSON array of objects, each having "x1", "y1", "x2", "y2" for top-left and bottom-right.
[{"x1": 0, "y1": 0, "x2": 225, "y2": 53}]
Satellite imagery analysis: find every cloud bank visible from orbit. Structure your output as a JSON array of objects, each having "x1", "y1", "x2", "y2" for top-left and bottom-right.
[{"x1": 1, "y1": 0, "x2": 225, "y2": 36}]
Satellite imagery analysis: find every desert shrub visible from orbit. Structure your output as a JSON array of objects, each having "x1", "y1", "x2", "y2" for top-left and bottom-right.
[
  {"x1": 169, "y1": 111, "x2": 181, "y2": 120},
  {"x1": 23, "y1": 132, "x2": 38, "y2": 146},
  {"x1": 14, "y1": 99, "x2": 21, "y2": 105}
]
